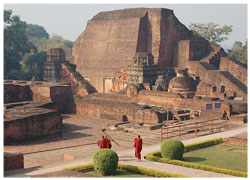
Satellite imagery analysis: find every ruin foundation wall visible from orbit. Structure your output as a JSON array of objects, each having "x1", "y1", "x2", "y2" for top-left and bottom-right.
[
  {"x1": 4, "y1": 110, "x2": 62, "y2": 143},
  {"x1": 220, "y1": 57, "x2": 247, "y2": 86},
  {"x1": 75, "y1": 97, "x2": 161, "y2": 123},
  {"x1": 4, "y1": 152, "x2": 24, "y2": 171}
]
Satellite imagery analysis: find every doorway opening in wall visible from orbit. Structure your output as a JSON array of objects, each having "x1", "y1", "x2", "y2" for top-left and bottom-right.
[
  {"x1": 221, "y1": 86, "x2": 225, "y2": 93},
  {"x1": 122, "y1": 115, "x2": 128, "y2": 122}
]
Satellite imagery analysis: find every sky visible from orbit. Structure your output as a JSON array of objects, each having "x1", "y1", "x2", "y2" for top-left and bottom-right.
[{"x1": 4, "y1": 3, "x2": 248, "y2": 50}]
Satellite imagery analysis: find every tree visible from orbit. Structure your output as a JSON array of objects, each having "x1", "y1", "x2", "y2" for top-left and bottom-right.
[
  {"x1": 26, "y1": 24, "x2": 49, "y2": 39},
  {"x1": 22, "y1": 51, "x2": 47, "y2": 79},
  {"x1": 28, "y1": 34, "x2": 74, "y2": 55},
  {"x1": 189, "y1": 22, "x2": 233, "y2": 44},
  {"x1": 228, "y1": 41, "x2": 247, "y2": 64},
  {"x1": 4, "y1": 9, "x2": 36, "y2": 78}
]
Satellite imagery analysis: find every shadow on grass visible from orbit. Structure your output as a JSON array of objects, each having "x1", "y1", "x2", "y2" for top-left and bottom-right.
[{"x1": 183, "y1": 157, "x2": 206, "y2": 162}]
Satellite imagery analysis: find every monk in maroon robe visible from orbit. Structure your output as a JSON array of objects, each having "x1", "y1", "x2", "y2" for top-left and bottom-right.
[
  {"x1": 134, "y1": 135, "x2": 143, "y2": 161},
  {"x1": 105, "y1": 136, "x2": 112, "y2": 149},
  {"x1": 98, "y1": 136, "x2": 108, "y2": 149}
]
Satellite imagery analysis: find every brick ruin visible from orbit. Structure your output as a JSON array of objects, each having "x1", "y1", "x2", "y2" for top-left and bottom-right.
[
  {"x1": 71, "y1": 8, "x2": 247, "y2": 102},
  {"x1": 44, "y1": 48, "x2": 97, "y2": 96},
  {"x1": 69, "y1": 8, "x2": 247, "y2": 123},
  {"x1": 4, "y1": 80, "x2": 76, "y2": 144},
  {"x1": 4, "y1": 7, "x2": 247, "y2": 171}
]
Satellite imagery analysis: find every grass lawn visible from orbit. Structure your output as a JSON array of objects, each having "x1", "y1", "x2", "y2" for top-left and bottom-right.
[
  {"x1": 183, "y1": 143, "x2": 247, "y2": 172},
  {"x1": 85, "y1": 170, "x2": 148, "y2": 177}
]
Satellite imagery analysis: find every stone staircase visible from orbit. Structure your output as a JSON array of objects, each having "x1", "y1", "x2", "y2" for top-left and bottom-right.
[
  {"x1": 200, "y1": 44, "x2": 226, "y2": 69},
  {"x1": 105, "y1": 128, "x2": 162, "y2": 147},
  {"x1": 61, "y1": 63, "x2": 97, "y2": 95},
  {"x1": 199, "y1": 62, "x2": 218, "y2": 70},
  {"x1": 220, "y1": 71, "x2": 247, "y2": 94}
]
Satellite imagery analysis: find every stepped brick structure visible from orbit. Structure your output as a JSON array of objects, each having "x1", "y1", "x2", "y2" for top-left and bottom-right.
[
  {"x1": 44, "y1": 48, "x2": 97, "y2": 96},
  {"x1": 4, "y1": 7, "x2": 247, "y2": 148},
  {"x1": 71, "y1": 8, "x2": 247, "y2": 102},
  {"x1": 4, "y1": 80, "x2": 75, "y2": 143},
  {"x1": 72, "y1": 8, "x2": 203, "y2": 93}
]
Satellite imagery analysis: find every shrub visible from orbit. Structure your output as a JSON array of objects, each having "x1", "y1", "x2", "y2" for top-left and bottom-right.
[
  {"x1": 145, "y1": 138, "x2": 247, "y2": 177},
  {"x1": 118, "y1": 163, "x2": 189, "y2": 178},
  {"x1": 184, "y1": 138, "x2": 223, "y2": 152},
  {"x1": 92, "y1": 149, "x2": 118, "y2": 176},
  {"x1": 161, "y1": 139, "x2": 184, "y2": 160},
  {"x1": 64, "y1": 163, "x2": 189, "y2": 178},
  {"x1": 64, "y1": 163, "x2": 94, "y2": 173}
]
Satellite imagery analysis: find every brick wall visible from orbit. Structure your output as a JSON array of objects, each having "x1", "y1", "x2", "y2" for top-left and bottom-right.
[
  {"x1": 4, "y1": 82, "x2": 32, "y2": 103},
  {"x1": 75, "y1": 97, "x2": 160, "y2": 123},
  {"x1": 4, "y1": 152, "x2": 24, "y2": 171},
  {"x1": 220, "y1": 57, "x2": 247, "y2": 86},
  {"x1": 137, "y1": 90, "x2": 231, "y2": 117},
  {"x1": 4, "y1": 109, "x2": 62, "y2": 143}
]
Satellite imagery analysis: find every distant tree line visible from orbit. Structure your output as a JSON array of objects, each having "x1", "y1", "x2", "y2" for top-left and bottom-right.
[
  {"x1": 189, "y1": 22, "x2": 247, "y2": 64},
  {"x1": 4, "y1": 9, "x2": 74, "y2": 80}
]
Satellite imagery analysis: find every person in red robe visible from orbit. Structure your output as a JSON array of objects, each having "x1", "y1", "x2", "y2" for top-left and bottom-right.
[
  {"x1": 105, "y1": 136, "x2": 112, "y2": 149},
  {"x1": 98, "y1": 136, "x2": 108, "y2": 149},
  {"x1": 134, "y1": 135, "x2": 143, "y2": 161}
]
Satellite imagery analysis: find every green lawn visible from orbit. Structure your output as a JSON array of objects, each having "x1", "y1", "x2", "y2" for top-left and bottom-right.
[
  {"x1": 183, "y1": 143, "x2": 247, "y2": 172},
  {"x1": 85, "y1": 170, "x2": 148, "y2": 177}
]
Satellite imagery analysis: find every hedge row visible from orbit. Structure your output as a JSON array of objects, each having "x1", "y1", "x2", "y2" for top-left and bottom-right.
[
  {"x1": 145, "y1": 138, "x2": 247, "y2": 178},
  {"x1": 184, "y1": 138, "x2": 223, "y2": 152},
  {"x1": 117, "y1": 163, "x2": 189, "y2": 178},
  {"x1": 64, "y1": 163, "x2": 188, "y2": 177},
  {"x1": 64, "y1": 163, "x2": 94, "y2": 173}
]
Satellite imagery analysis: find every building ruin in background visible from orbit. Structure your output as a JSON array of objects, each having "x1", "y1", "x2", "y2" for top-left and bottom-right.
[{"x1": 4, "y1": 7, "x2": 247, "y2": 171}]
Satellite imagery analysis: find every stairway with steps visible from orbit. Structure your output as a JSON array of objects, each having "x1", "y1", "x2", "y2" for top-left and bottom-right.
[
  {"x1": 105, "y1": 128, "x2": 162, "y2": 147},
  {"x1": 220, "y1": 71, "x2": 247, "y2": 94},
  {"x1": 61, "y1": 63, "x2": 97, "y2": 94},
  {"x1": 199, "y1": 62, "x2": 218, "y2": 70}
]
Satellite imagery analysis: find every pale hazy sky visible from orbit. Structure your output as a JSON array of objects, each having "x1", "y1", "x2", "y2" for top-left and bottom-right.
[{"x1": 4, "y1": 4, "x2": 248, "y2": 50}]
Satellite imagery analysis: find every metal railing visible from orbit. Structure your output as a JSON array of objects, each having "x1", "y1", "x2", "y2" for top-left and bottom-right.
[{"x1": 160, "y1": 118, "x2": 227, "y2": 142}]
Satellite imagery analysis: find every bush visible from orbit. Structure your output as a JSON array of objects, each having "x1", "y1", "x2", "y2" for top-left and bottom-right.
[
  {"x1": 93, "y1": 149, "x2": 118, "y2": 176},
  {"x1": 64, "y1": 163, "x2": 189, "y2": 178},
  {"x1": 145, "y1": 138, "x2": 247, "y2": 177},
  {"x1": 118, "y1": 163, "x2": 189, "y2": 178},
  {"x1": 64, "y1": 163, "x2": 94, "y2": 173},
  {"x1": 184, "y1": 138, "x2": 223, "y2": 152},
  {"x1": 161, "y1": 139, "x2": 184, "y2": 160}
]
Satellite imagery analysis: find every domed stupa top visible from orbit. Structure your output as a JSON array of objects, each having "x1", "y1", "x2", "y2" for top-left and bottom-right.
[{"x1": 168, "y1": 69, "x2": 197, "y2": 93}]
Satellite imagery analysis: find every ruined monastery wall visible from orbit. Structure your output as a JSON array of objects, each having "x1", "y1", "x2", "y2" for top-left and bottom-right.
[
  {"x1": 220, "y1": 57, "x2": 247, "y2": 86},
  {"x1": 4, "y1": 109, "x2": 61, "y2": 143},
  {"x1": 75, "y1": 97, "x2": 161, "y2": 123},
  {"x1": 72, "y1": 8, "x2": 193, "y2": 92},
  {"x1": 137, "y1": 90, "x2": 230, "y2": 115}
]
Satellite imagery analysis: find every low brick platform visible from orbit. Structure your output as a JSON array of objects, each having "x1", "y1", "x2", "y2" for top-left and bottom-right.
[
  {"x1": 4, "y1": 101, "x2": 62, "y2": 143},
  {"x1": 4, "y1": 152, "x2": 24, "y2": 171}
]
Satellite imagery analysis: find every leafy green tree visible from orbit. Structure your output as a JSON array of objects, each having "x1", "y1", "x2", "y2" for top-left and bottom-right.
[
  {"x1": 28, "y1": 34, "x2": 74, "y2": 55},
  {"x1": 228, "y1": 41, "x2": 247, "y2": 64},
  {"x1": 4, "y1": 9, "x2": 36, "y2": 78},
  {"x1": 22, "y1": 51, "x2": 47, "y2": 79},
  {"x1": 189, "y1": 22, "x2": 233, "y2": 44},
  {"x1": 26, "y1": 24, "x2": 49, "y2": 39}
]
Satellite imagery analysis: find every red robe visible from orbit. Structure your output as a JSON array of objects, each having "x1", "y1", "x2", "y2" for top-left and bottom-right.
[
  {"x1": 98, "y1": 138, "x2": 108, "y2": 149},
  {"x1": 134, "y1": 138, "x2": 143, "y2": 160},
  {"x1": 107, "y1": 138, "x2": 112, "y2": 149}
]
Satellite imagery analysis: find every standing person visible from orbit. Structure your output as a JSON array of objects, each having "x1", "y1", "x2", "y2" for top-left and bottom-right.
[
  {"x1": 98, "y1": 136, "x2": 107, "y2": 149},
  {"x1": 134, "y1": 137, "x2": 137, "y2": 157},
  {"x1": 105, "y1": 136, "x2": 112, "y2": 149},
  {"x1": 134, "y1": 135, "x2": 143, "y2": 161}
]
